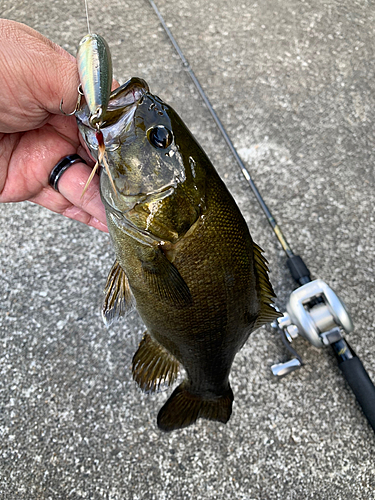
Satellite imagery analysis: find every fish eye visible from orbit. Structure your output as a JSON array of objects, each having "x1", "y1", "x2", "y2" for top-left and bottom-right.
[{"x1": 148, "y1": 125, "x2": 173, "y2": 149}]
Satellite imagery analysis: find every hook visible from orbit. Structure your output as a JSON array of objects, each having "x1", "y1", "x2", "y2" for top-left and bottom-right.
[{"x1": 60, "y1": 84, "x2": 84, "y2": 116}]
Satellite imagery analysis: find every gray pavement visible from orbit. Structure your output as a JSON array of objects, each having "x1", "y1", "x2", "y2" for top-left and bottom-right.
[{"x1": 1, "y1": 0, "x2": 375, "y2": 498}]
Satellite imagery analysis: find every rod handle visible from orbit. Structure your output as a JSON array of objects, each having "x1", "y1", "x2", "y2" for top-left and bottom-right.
[
  {"x1": 286, "y1": 255, "x2": 311, "y2": 285},
  {"x1": 338, "y1": 356, "x2": 375, "y2": 432}
]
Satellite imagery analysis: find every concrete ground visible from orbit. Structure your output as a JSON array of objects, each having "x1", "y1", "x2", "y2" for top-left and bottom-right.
[{"x1": 1, "y1": 0, "x2": 375, "y2": 498}]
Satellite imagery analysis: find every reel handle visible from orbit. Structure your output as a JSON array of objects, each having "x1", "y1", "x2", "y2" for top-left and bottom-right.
[{"x1": 332, "y1": 339, "x2": 375, "y2": 432}]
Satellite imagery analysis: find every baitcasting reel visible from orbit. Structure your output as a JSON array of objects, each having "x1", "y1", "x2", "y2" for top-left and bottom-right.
[
  {"x1": 271, "y1": 279, "x2": 375, "y2": 431},
  {"x1": 271, "y1": 279, "x2": 353, "y2": 376}
]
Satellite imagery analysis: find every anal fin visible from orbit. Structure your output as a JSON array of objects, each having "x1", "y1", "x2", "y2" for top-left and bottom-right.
[
  {"x1": 132, "y1": 332, "x2": 180, "y2": 393},
  {"x1": 102, "y1": 260, "x2": 134, "y2": 327},
  {"x1": 157, "y1": 382, "x2": 234, "y2": 432}
]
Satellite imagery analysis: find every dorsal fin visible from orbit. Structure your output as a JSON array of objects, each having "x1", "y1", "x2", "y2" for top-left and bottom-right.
[{"x1": 252, "y1": 243, "x2": 282, "y2": 329}]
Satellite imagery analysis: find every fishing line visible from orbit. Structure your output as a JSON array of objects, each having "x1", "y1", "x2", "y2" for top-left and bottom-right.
[{"x1": 84, "y1": 0, "x2": 91, "y2": 34}]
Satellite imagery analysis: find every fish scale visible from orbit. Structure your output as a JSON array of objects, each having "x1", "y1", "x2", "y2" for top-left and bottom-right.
[{"x1": 77, "y1": 78, "x2": 280, "y2": 432}]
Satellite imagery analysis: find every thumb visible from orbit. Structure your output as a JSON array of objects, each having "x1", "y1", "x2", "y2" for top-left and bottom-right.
[{"x1": 0, "y1": 20, "x2": 80, "y2": 133}]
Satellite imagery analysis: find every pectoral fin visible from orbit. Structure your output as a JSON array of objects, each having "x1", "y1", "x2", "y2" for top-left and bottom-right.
[
  {"x1": 108, "y1": 211, "x2": 192, "y2": 306},
  {"x1": 132, "y1": 332, "x2": 180, "y2": 393},
  {"x1": 102, "y1": 260, "x2": 134, "y2": 327},
  {"x1": 140, "y1": 246, "x2": 192, "y2": 307}
]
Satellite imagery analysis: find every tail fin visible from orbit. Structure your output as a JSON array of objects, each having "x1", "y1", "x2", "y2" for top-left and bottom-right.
[{"x1": 157, "y1": 382, "x2": 234, "y2": 432}]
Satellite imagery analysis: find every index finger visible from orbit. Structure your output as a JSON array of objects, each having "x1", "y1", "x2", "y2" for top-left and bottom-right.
[{"x1": 57, "y1": 162, "x2": 108, "y2": 231}]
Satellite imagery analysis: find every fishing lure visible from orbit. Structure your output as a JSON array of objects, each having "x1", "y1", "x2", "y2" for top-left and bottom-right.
[
  {"x1": 75, "y1": 32, "x2": 118, "y2": 197},
  {"x1": 60, "y1": 0, "x2": 117, "y2": 197}
]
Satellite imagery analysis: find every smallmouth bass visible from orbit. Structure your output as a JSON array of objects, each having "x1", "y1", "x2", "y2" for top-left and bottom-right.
[{"x1": 76, "y1": 77, "x2": 280, "y2": 432}]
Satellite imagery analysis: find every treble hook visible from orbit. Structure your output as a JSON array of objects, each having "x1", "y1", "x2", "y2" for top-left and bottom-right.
[{"x1": 60, "y1": 84, "x2": 84, "y2": 116}]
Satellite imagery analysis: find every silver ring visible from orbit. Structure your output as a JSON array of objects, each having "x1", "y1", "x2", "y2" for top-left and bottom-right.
[{"x1": 49, "y1": 154, "x2": 87, "y2": 192}]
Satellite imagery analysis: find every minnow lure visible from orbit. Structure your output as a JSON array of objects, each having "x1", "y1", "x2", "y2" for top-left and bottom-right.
[
  {"x1": 76, "y1": 33, "x2": 117, "y2": 197},
  {"x1": 61, "y1": 0, "x2": 117, "y2": 197}
]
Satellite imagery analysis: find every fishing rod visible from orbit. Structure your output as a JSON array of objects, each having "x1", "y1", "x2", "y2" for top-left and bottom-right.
[{"x1": 147, "y1": 0, "x2": 375, "y2": 432}]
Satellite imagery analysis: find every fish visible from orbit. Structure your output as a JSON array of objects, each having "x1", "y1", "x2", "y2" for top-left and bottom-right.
[{"x1": 76, "y1": 77, "x2": 281, "y2": 432}]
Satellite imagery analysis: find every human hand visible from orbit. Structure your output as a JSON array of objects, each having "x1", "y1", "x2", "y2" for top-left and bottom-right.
[{"x1": 0, "y1": 19, "x2": 108, "y2": 232}]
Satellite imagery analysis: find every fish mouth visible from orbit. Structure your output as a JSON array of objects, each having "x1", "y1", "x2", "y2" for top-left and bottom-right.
[
  {"x1": 106, "y1": 77, "x2": 149, "y2": 113},
  {"x1": 76, "y1": 77, "x2": 149, "y2": 151},
  {"x1": 99, "y1": 78, "x2": 149, "y2": 148}
]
